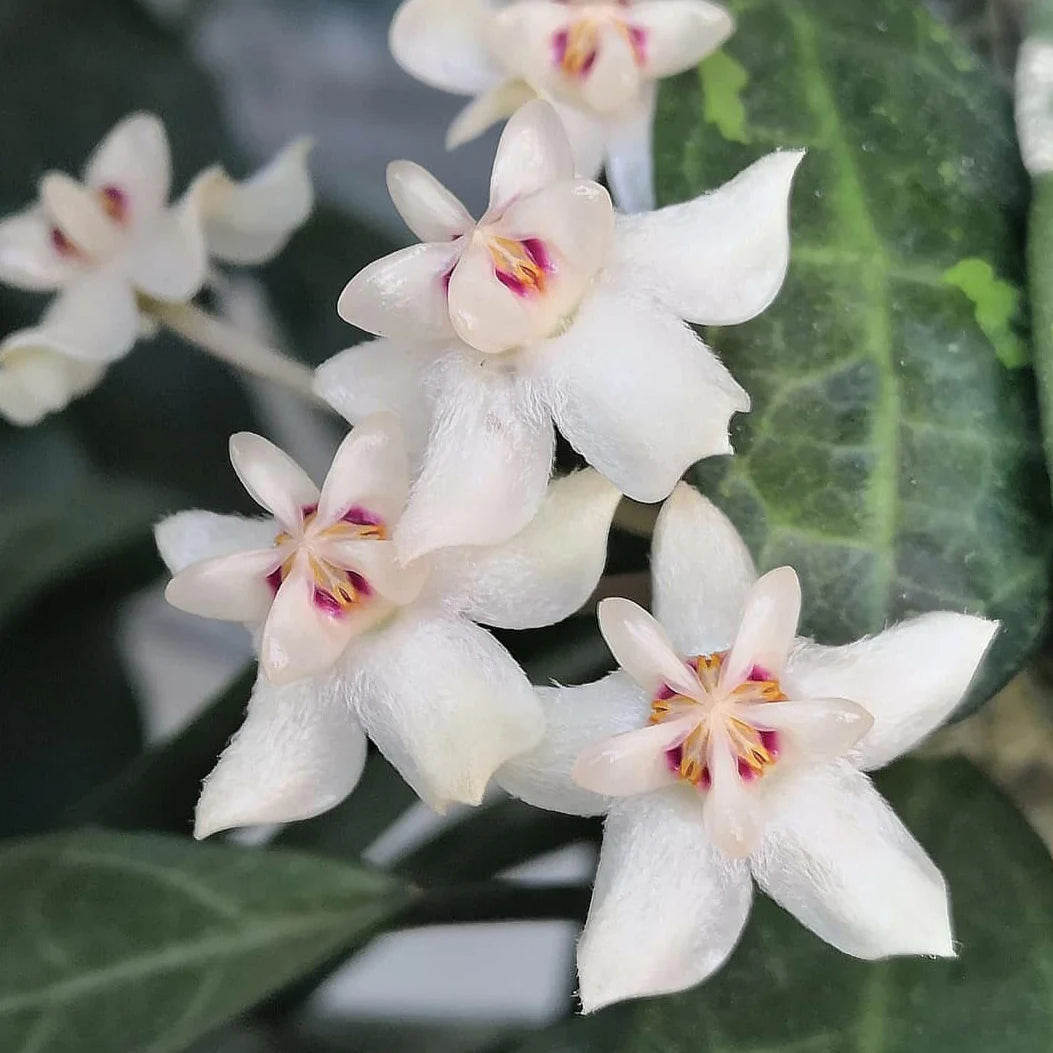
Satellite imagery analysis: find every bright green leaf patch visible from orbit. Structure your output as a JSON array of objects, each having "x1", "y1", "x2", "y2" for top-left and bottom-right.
[
  {"x1": 0, "y1": 831, "x2": 411, "y2": 1053},
  {"x1": 513, "y1": 759, "x2": 1053, "y2": 1052},
  {"x1": 699, "y1": 50, "x2": 751, "y2": 143},
  {"x1": 654, "y1": 0, "x2": 1051, "y2": 713},
  {"x1": 943, "y1": 257, "x2": 1028, "y2": 368}
]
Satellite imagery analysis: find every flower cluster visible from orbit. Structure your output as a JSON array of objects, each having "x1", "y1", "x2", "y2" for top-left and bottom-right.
[{"x1": 9, "y1": 6, "x2": 1000, "y2": 1013}]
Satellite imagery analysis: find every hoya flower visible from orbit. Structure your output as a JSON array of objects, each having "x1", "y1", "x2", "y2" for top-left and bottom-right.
[
  {"x1": 156, "y1": 413, "x2": 620, "y2": 831},
  {"x1": 0, "y1": 112, "x2": 313, "y2": 425},
  {"x1": 320, "y1": 100, "x2": 801, "y2": 560},
  {"x1": 390, "y1": 0, "x2": 734, "y2": 210},
  {"x1": 498, "y1": 484, "x2": 998, "y2": 1011}
]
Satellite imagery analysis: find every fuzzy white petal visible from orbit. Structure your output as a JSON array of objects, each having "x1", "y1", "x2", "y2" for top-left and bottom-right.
[
  {"x1": 84, "y1": 112, "x2": 171, "y2": 223},
  {"x1": 0, "y1": 207, "x2": 81, "y2": 291},
  {"x1": 750, "y1": 762, "x2": 954, "y2": 959},
  {"x1": 634, "y1": 1, "x2": 735, "y2": 78},
  {"x1": 0, "y1": 344, "x2": 103, "y2": 425},
  {"x1": 488, "y1": 99, "x2": 575, "y2": 210},
  {"x1": 604, "y1": 84, "x2": 656, "y2": 213},
  {"x1": 652, "y1": 483, "x2": 757, "y2": 656},
  {"x1": 598, "y1": 597, "x2": 701, "y2": 699},
  {"x1": 393, "y1": 352, "x2": 555, "y2": 561},
  {"x1": 608, "y1": 150, "x2": 804, "y2": 325},
  {"x1": 201, "y1": 139, "x2": 314, "y2": 264},
  {"x1": 447, "y1": 80, "x2": 538, "y2": 150},
  {"x1": 390, "y1": 0, "x2": 504, "y2": 95},
  {"x1": 577, "y1": 788, "x2": 752, "y2": 1012},
  {"x1": 154, "y1": 510, "x2": 278, "y2": 574},
  {"x1": 194, "y1": 672, "x2": 367, "y2": 839},
  {"x1": 5, "y1": 270, "x2": 140, "y2": 364},
  {"x1": 337, "y1": 241, "x2": 460, "y2": 343},
  {"x1": 721, "y1": 566, "x2": 801, "y2": 689},
  {"x1": 387, "y1": 161, "x2": 474, "y2": 243},
  {"x1": 527, "y1": 284, "x2": 748, "y2": 501},
  {"x1": 429, "y1": 469, "x2": 620, "y2": 628},
  {"x1": 228, "y1": 432, "x2": 320, "y2": 530},
  {"x1": 573, "y1": 716, "x2": 691, "y2": 797},
  {"x1": 314, "y1": 339, "x2": 436, "y2": 455},
  {"x1": 498, "y1": 672, "x2": 650, "y2": 817},
  {"x1": 351, "y1": 610, "x2": 545, "y2": 810},
  {"x1": 316, "y1": 413, "x2": 410, "y2": 528},
  {"x1": 164, "y1": 547, "x2": 284, "y2": 623},
  {"x1": 784, "y1": 613, "x2": 999, "y2": 771}
]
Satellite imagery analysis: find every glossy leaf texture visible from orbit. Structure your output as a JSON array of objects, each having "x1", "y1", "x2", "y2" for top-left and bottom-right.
[
  {"x1": 654, "y1": 0, "x2": 1052, "y2": 711},
  {"x1": 0, "y1": 831, "x2": 411, "y2": 1053},
  {"x1": 513, "y1": 758, "x2": 1053, "y2": 1052}
]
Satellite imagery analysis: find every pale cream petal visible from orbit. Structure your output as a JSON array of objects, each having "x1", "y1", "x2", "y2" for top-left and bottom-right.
[
  {"x1": 83, "y1": 112, "x2": 171, "y2": 223},
  {"x1": 720, "y1": 567, "x2": 802, "y2": 690},
  {"x1": 487, "y1": 98, "x2": 575, "y2": 211},
  {"x1": 164, "y1": 547, "x2": 283, "y2": 623},
  {"x1": 228, "y1": 431, "x2": 320, "y2": 530},
  {"x1": 386, "y1": 161, "x2": 474, "y2": 242}
]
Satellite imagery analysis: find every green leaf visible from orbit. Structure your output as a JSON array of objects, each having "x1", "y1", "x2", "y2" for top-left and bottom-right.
[
  {"x1": 513, "y1": 758, "x2": 1053, "y2": 1052},
  {"x1": 67, "y1": 668, "x2": 256, "y2": 835},
  {"x1": 656, "y1": 0, "x2": 1052, "y2": 713},
  {"x1": 0, "y1": 830, "x2": 412, "y2": 1053},
  {"x1": 1028, "y1": 176, "x2": 1053, "y2": 531}
]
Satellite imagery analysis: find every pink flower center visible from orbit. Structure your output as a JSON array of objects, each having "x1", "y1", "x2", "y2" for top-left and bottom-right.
[
  {"x1": 99, "y1": 184, "x2": 130, "y2": 224},
  {"x1": 552, "y1": 15, "x2": 647, "y2": 77},
  {"x1": 488, "y1": 237, "x2": 552, "y2": 297}
]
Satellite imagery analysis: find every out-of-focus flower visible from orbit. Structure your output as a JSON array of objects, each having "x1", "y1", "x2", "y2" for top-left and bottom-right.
[
  {"x1": 498, "y1": 483, "x2": 998, "y2": 1011},
  {"x1": 0, "y1": 112, "x2": 313, "y2": 424},
  {"x1": 319, "y1": 100, "x2": 801, "y2": 560},
  {"x1": 157, "y1": 413, "x2": 620, "y2": 831},
  {"x1": 390, "y1": 0, "x2": 734, "y2": 211}
]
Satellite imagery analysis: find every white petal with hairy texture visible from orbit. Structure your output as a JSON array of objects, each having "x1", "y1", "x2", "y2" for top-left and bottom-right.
[
  {"x1": 635, "y1": 1, "x2": 735, "y2": 78},
  {"x1": 499, "y1": 672, "x2": 651, "y2": 816},
  {"x1": 164, "y1": 547, "x2": 285, "y2": 623},
  {"x1": 652, "y1": 484, "x2": 757, "y2": 657},
  {"x1": 315, "y1": 414, "x2": 409, "y2": 527},
  {"x1": 750, "y1": 762, "x2": 954, "y2": 959},
  {"x1": 737, "y1": 698, "x2": 873, "y2": 762},
  {"x1": 581, "y1": 22, "x2": 641, "y2": 115},
  {"x1": 429, "y1": 469, "x2": 620, "y2": 629},
  {"x1": 526, "y1": 283, "x2": 748, "y2": 501},
  {"x1": 195, "y1": 672, "x2": 367, "y2": 839},
  {"x1": 784, "y1": 613, "x2": 999, "y2": 771},
  {"x1": 387, "y1": 161, "x2": 474, "y2": 243},
  {"x1": 5, "y1": 269, "x2": 140, "y2": 364},
  {"x1": 0, "y1": 207, "x2": 81, "y2": 291},
  {"x1": 154, "y1": 510, "x2": 278, "y2": 574},
  {"x1": 447, "y1": 79, "x2": 538, "y2": 151},
  {"x1": 201, "y1": 139, "x2": 314, "y2": 264},
  {"x1": 126, "y1": 204, "x2": 208, "y2": 301},
  {"x1": 259, "y1": 559, "x2": 360, "y2": 684},
  {"x1": 0, "y1": 344, "x2": 104, "y2": 425},
  {"x1": 39, "y1": 173, "x2": 122, "y2": 259},
  {"x1": 229, "y1": 432, "x2": 320, "y2": 530},
  {"x1": 608, "y1": 150, "x2": 804, "y2": 325},
  {"x1": 703, "y1": 725, "x2": 765, "y2": 858},
  {"x1": 84, "y1": 112, "x2": 171, "y2": 223},
  {"x1": 350, "y1": 610, "x2": 545, "y2": 811},
  {"x1": 577, "y1": 789, "x2": 752, "y2": 1013},
  {"x1": 394, "y1": 352, "x2": 555, "y2": 560},
  {"x1": 721, "y1": 567, "x2": 801, "y2": 689},
  {"x1": 604, "y1": 84, "x2": 656, "y2": 213},
  {"x1": 598, "y1": 597, "x2": 701, "y2": 699},
  {"x1": 338, "y1": 241, "x2": 460, "y2": 342},
  {"x1": 573, "y1": 717, "x2": 692, "y2": 797},
  {"x1": 390, "y1": 0, "x2": 504, "y2": 95},
  {"x1": 488, "y1": 100, "x2": 575, "y2": 211}
]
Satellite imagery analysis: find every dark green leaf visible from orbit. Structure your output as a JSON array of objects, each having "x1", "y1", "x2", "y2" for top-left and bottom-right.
[
  {"x1": 0, "y1": 830, "x2": 412, "y2": 1053},
  {"x1": 655, "y1": 0, "x2": 1051, "y2": 713},
  {"x1": 514, "y1": 758, "x2": 1053, "y2": 1052},
  {"x1": 67, "y1": 668, "x2": 256, "y2": 835}
]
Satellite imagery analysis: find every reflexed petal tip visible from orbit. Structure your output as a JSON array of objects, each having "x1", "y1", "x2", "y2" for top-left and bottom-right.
[{"x1": 0, "y1": 340, "x2": 104, "y2": 426}]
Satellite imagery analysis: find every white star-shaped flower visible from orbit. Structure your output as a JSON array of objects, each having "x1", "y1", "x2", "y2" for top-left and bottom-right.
[
  {"x1": 0, "y1": 112, "x2": 314, "y2": 425},
  {"x1": 318, "y1": 100, "x2": 801, "y2": 561},
  {"x1": 390, "y1": 0, "x2": 734, "y2": 211},
  {"x1": 156, "y1": 413, "x2": 621, "y2": 832},
  {"x1": 498, "y1": 483, "x2": 998, "y2": 1011}
]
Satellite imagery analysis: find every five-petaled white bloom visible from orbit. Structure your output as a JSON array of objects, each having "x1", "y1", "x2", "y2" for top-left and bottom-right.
[
  {"x1": 498, "y1": 483, "x2": 998, "y2": 1011},
  {"x1": 156, "y1": 413, "x2": 621, "y2": 833},
  {"x1": 318, "y1": 100, "x2": 801, "y2": 562},
  {"x1": 390, "y1": 0, "x2": 734, "y2": 211},
  {"x1": 0, "y1": 112, "x2": 314, "y2": 425}
]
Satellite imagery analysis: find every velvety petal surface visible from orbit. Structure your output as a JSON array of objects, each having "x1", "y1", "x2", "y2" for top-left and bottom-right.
[
  {"x1": 164, "y1": 546, "x2": 284, "y2": 623},
  {"x1": 487, "y1": 99, "x2": 575, "y2": 210},
  {"x1": 387, "y1": 161, "x2": 475, "y2": 242},
  {"x1": 228, "y1": 431, "x2": 320, "y2": 530},
  {"x1": 720, "y1": 566, "x2": 801, "y2": 689}
]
